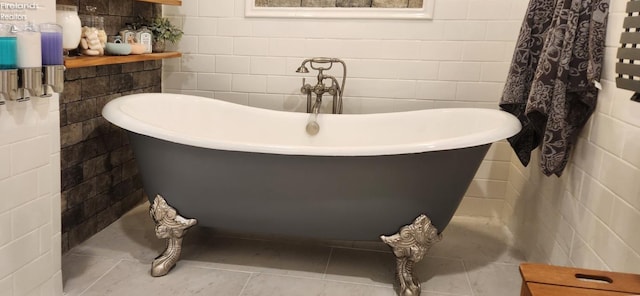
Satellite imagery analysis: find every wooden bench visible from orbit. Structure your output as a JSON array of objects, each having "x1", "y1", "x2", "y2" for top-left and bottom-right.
[{"x1": 520, "y1": 263, "x2": 640, "y2": 296}]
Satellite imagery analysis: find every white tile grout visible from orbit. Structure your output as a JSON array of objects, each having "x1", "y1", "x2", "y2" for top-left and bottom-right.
[
  {"x1": 170, "y1": 260, "x2": 260, "y2": 275},
  {"x1": 420, "y1": 289, "x2": 471, "y2": 296},
  {"x1": 77, "y1": 259, "x2": 123, "y2": 296},
  {"x1": 65, "y1": 252, "x2": 123, "y2": 261},
  {"x1": 321, "y1": 247, "x2": 334, "y2": 280},
  {"x1": 239, "y1": 272, "x2": 398, "y2": 290},
  {"x1": 327, "y1": 245, "x2": 391, "y2": 253},
  {"x1": 236, "y1": 272, "x2": 254, "y2": 296},
  {"x1": 471, "y1": 261, "x2": 519, "y2": 267},
  {"x1": 460, "y1": 259, "x2": 477, "y2": 296}
]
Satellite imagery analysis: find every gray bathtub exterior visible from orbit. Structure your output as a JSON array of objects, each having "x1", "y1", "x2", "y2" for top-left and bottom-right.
[{"x1": 129, "y1": 132, "x2": 490, "y2": 241}]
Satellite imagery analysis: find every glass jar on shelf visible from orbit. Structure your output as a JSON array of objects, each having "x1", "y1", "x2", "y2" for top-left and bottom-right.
[
  {"x1": 79, "y1": 6, "x2": 106, "y2": 56},
  {"x1": 55, "y1": 4, "x2": 81, "y2": 56}
]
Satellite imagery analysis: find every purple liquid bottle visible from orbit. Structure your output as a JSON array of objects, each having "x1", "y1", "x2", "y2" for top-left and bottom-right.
[{"x1": 40, "y1": 24, "x2": 63, "y2": 65}]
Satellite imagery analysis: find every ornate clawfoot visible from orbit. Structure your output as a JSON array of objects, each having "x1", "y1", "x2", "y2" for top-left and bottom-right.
[
  {"x1": 381, "y1": 215, "x2": 442, "y2": 296},
  {"x1": 149, "y1": 195, "x2": 197, "y2": 277}
]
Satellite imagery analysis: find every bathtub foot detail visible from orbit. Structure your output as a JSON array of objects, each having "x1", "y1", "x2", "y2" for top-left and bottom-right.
[
  {"x1": 380, "y1": 214, "x2": 442, "y2": 296},
  {"x1": 149, "y1": 195, "x2": 197, "y2": 277}
]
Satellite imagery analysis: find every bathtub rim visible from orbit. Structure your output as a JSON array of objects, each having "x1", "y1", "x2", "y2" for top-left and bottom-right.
[{"x1": 102, "y1": 93, "x2": 521, "y2": 156}]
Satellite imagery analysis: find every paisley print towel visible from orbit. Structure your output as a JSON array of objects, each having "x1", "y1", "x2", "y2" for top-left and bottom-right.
[{"x1": 500, "y1": 0, "x2": 609, "y2": 176}]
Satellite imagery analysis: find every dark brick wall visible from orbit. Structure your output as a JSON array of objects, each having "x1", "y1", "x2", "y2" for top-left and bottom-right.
[{"x1": 57, "y1": 0, "x2": 162, "y2": 252}]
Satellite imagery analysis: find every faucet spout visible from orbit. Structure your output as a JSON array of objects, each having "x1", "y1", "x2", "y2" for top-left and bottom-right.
[
  {"x1": 311, "y1": 95, "x2": 322, "y2": 115},
  {"x1": 306, "y1": 95, "x2": 322, "y2": 136}
]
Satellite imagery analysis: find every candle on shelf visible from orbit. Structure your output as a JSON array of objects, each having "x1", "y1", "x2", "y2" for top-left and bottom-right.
[
  {"x1": 16, "y1": 24, "x2": 42, "y2": 69},
  {"x1": 0, "y1": 24, "x2": 17, "y2": 69},
  {"x1": 40, "y1": 24, "x2": 63, "y2": 65}
]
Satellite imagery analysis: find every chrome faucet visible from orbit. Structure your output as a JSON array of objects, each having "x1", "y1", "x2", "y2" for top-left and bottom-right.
[
  {"x1": 311, "y1": 95, "x2": 322, "y2": 115},
  {"x1": 296, "y1": 57, "x2": 346, "y2": 114},
  {"x1": 305, "y1": 96, "x2": 322, "y2": 135}
]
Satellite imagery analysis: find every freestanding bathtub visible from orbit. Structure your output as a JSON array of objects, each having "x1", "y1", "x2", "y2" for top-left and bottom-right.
[{"x1": 102, "y1": 93, "x2": 520, "y2": 296}]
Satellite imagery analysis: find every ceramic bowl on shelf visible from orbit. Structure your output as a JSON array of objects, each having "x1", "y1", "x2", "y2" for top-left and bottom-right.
[{"x1": 105, "y1": 42, "x2": 131, "y2": 56}]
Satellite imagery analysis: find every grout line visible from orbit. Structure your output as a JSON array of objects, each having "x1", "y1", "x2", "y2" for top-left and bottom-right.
[
  {"x1": 77, "y1": 259, "x2": 123, "y2": 296},
  {"x1": 320, "y1": 278, "x2": 393, "y2": 289},
  {"x1": 237, "y1": 272, "x2": 254, "y2": 296},
  {"x1": 420, "y1": 289, "x2": 471, "y2": 296},
  {"x1": 327, "y1": 245, "x2": 391, "y2": 253},
  {"x1": 172, "y1": 261, "x2": 255, "y2": 275},
  {"x1": 421, "y1": 254, "x2": 470, "y2": 261},
  {"x1": 479, "y1": 261, "x2": 520, "y2": 267},
  {"x1": 65, "y1": 252, "x2": 123, "y2": 260},
  {"x1": 250, "y1": 273, "x2": 396, "y2": 290},
  {"x1": 322, "y1": 247, "x2": 334, "y2": 280},
  {"x1": 253, "y1": 272, "x2": 327, "y2": 282},
  {"x1": 460, "y1": 259, "x2": 477, "y2": 296}
]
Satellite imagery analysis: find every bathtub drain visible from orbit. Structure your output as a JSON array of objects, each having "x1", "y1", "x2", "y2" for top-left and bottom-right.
[
  {"x1": 306, "y1": 120, "x2": 320, "y2": 135},
  {"x1": 306, "y1": 113, "x2": 320, "y2": 136}
]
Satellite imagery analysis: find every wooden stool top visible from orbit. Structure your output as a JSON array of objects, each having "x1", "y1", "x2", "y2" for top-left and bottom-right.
[{"x1": 520, "y1": 263, "x2": 640, "y2": 295}]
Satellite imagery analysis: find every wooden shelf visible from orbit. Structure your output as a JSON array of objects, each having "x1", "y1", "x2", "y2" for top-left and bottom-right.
[
  {"x1": 135, "y1": 0, "x2": 182, "y2": 5},
  {"x1": 64, "y1": 52, "x2": 182, "y2": 69}
]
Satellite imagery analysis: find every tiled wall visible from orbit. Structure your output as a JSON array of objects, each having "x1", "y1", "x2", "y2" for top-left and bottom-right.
[
  {"x1": 255, "y1": 0, "x2": 423, "y2": 8},
  {"x1": 0, "y1": 96, "x2": 62, "y2": 295},
  {"x1": 163, "y1": 0, "x2": 530, "y2": 219},
  {"x1": 56, "y1": 0, "x2": 161, "y2": 252},
  {"x1": 503, "y1": 2, "x2": 640, "y2": 273}
]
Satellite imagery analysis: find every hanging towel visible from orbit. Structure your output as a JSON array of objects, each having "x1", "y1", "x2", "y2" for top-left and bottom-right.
[{"x1": 500, "y1": 0, "x2": 609, "y2": 176}]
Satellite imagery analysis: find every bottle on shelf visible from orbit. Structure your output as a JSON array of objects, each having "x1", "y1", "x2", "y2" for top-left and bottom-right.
[{"x1": 55, "y1": 4, "x2": 81, "y2": 56}]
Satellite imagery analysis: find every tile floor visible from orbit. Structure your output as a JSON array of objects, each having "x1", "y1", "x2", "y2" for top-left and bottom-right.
[{"x1": 62, "y1": 203, "x2": 526, "y2": 296}]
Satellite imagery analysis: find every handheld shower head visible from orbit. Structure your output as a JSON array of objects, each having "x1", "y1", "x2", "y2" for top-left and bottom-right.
[{"x1": 296, "y1": 65, "x2": 309, "y2": 73}]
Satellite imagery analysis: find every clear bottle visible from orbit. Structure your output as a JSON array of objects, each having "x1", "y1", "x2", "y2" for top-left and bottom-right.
[{"x1": 135, "y1": 26, "x2": 152, "y2": 54}]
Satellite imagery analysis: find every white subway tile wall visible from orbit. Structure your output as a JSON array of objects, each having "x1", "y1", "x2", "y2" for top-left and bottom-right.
[
  {"x1": 163, "y1": 0, "x2": 640, "y2": 274},
  {"x1": 0, "y1": 97, "x2": 62, "y2": 295},
  {"x1": 0, "y1": 146, "x2": 11, "y2": 180},
  {"x1": 181, "y1": 54, "x2": 216, "y2": 73}
]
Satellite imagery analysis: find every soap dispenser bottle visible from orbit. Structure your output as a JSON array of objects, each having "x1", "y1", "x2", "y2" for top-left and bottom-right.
[
  {"x1": 40, "y1": 23, "x2": 64, "y2": 96},
  {"x1": 0, "y1": 23, "x2": 18, "y2": 103},
  {"x1": 15, "y1": 22, "x2": 43, "y2": 100}
]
